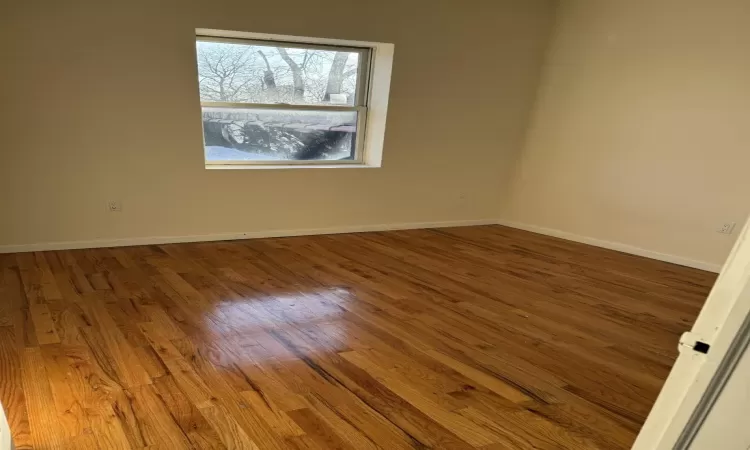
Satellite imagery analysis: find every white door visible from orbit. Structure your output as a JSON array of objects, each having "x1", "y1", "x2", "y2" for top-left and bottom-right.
[
  {"x1": 689, "y1": 341, "x2": 750, "y2": 449},
  {"x1": 634, "y1": 216, "x2": 750, "y2": 449},
  {"x1": 0, "y1": 401, "x2": 11, "y2": 450}
]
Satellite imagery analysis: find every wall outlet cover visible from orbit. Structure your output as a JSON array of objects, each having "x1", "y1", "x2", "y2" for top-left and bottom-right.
[
  {"x1": 718, "y1": 222, "x2": 736, "y2": 235},
  {"x1": 107, "y1": 201, "x2": 122, "y2": 212}
]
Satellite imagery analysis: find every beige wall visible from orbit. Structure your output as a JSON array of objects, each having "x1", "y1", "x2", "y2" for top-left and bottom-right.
[
  {"x1": 504, "y1": 0, "x2": 750, "y2": 268},
  {"x1": 0, "y1": 0, "x2": 555, "y2": 248}
]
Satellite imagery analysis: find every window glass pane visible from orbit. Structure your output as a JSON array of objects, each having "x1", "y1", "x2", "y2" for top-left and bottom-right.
[
  {"x1": 202, "y1": 107, "x2": 358, "y2": 162},
  {"x1": 196, "y1": 40, "x2": 361, "y2": 106}
]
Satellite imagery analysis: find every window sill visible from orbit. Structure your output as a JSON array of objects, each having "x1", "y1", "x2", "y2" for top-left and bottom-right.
[{"x1": 205, "y1": 163, "x2": 380, "y2": 170}]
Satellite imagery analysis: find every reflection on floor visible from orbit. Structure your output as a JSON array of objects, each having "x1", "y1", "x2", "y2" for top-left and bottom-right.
[{"x1": 0, "y1": 225, "x2": 716, "y2": 449}]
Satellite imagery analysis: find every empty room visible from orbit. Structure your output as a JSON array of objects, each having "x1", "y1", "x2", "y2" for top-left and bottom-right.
[{"x1": 2, "y1": 0, "x2": 749, "y2": 449}]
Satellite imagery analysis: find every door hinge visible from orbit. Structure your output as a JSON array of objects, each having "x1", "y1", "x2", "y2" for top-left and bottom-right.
[{"x1": 679, "y1": 331, "x2": 711, "y2": 355}]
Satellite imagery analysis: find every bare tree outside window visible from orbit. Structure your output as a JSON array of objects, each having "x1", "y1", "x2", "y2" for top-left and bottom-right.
[
  {"x1": 196, "y1": 39, "x2": 365, "y2": 163},
  {"x1": 197, "y1": 41, "x2": 360, "y2": 105}
]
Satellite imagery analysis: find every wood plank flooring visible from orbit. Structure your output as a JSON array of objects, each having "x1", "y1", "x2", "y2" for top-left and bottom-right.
[{"x1": 0, "y1": 225, "x2": 716, "y2": 449}]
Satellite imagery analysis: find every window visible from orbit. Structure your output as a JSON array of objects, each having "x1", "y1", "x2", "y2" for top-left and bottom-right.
[{"x1": 195, "y1": 30, "x2": 393, "y2": 168}]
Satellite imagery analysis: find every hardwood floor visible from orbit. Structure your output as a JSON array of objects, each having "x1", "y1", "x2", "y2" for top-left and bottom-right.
[{"x1": 0, "y1": 225, "x2": 716, "y2": 449}]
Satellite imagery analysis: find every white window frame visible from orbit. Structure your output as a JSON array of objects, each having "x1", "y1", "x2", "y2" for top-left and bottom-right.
[{"x1": 195, "y1": 29, "x2": 394, "y2": 169}]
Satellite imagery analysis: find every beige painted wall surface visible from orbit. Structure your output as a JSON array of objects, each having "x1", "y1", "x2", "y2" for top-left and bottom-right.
[
  {"x1": 0, "y1": 0, "x2": 554, "y2": 247},
  {"x1": 504, "y1": 0, "x2": 750, "y2": 267}
]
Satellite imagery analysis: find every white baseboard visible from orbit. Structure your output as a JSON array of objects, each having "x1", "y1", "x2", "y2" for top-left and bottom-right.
[
  {"x1": 496, "y1": 219, "x2": 723, "y2": 273},
  {"x1": 0, "y1": 219, "x2": 497, "y2": 254},
  {"x1": 0, "y1": 218, "x2": 723, "y2": 273}
]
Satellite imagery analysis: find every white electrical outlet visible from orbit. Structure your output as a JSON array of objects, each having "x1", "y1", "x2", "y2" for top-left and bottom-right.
[
  {"x1": 107, "y1": 200, "x2": 122, "y2": 212},
  {"x1": 718, "y1": 222, "x2": 736, "y2": 235}
]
